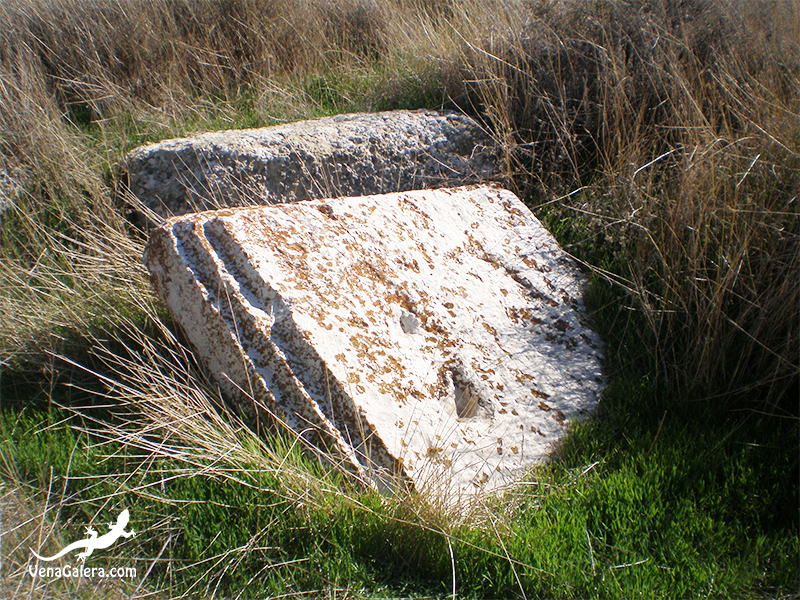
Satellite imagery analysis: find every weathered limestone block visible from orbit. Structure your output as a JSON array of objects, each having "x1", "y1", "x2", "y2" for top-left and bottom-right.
[
  {"x1": 144, "y1": 185, "x2": 604, "y2": 502},
  {"x1": 121, "y1": 109, "x2": 498, "y2": 220}
]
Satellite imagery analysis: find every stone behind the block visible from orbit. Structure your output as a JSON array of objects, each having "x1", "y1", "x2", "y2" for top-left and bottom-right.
[
  {"x1": 143, "y1": 185, "x2": 604, "y2": 503},
  {"x1": 121, "y1": 109, "x2": 499, "y2": 221}
]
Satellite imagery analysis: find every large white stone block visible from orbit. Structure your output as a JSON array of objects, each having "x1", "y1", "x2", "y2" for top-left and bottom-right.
[{"x1": 144, "y1": 185, "x2": 604, "y2": 502}]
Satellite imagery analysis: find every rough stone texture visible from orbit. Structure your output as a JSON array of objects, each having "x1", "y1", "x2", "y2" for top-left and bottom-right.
[
  {"x1": 144, "y1": 185, "x2": 604, "y2": 502},
  {"x1": 121, "y1": 109, "x2": 498, "y2": 221}
]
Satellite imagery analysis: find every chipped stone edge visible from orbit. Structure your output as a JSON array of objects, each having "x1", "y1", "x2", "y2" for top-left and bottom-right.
[{"x1": 144, "y1": 215, "x2": 403, "y2": 489}]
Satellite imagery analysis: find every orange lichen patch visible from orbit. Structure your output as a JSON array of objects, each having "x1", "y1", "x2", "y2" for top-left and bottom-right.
[
  {"x1": 507, "y1": 307, "x2": 545, "y2": 325},
  {"x1": 521, "y1": 256, "x2": 539, "y2": 270},
  {"x1": 426, "y1": 446, "x2": 444, "y2": 458},
  {"x1": 554, "y1": 319, "x2": 571, "y2": 332}
]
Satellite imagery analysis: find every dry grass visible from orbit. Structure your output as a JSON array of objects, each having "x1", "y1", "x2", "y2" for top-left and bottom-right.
[{"x1": 457, "y1": 0, "x2": 800, "y2": 410}]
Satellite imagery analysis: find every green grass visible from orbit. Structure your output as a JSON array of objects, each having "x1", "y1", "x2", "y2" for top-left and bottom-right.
[
  {"x1": 1, "y1": 0, "x2": 798, "y2": 598},
  {"x1": 2, "y1": 311, "x2": 796, "y2": 599}
]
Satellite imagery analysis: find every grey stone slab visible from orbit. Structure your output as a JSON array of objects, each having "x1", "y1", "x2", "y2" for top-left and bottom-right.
[{"x1": 121, "y1": 109, "x2": 499, "y2": 222}]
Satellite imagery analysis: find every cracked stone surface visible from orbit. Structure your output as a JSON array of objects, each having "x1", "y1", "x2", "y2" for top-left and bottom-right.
[
  {"x1": 121, "y1": 109, "x2": 498, "y2": 221},
  {"x1": 143, "y1": 185, "x2": 604, "y2": 503}
]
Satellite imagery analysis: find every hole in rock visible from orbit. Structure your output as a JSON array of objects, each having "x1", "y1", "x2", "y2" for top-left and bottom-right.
[{"x1": 453, "y1": 368, "x2": 481, "y2": 419}]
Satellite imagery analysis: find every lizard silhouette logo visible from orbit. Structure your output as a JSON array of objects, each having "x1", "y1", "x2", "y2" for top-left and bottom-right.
[{"x1": 31, "y1": 508, "x2": 136, "y2": 564}]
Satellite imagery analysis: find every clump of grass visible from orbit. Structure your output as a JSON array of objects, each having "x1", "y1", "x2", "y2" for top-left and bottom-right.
[{"x1": 459, "y1": 0, "x2": 800, "y2": 412}]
